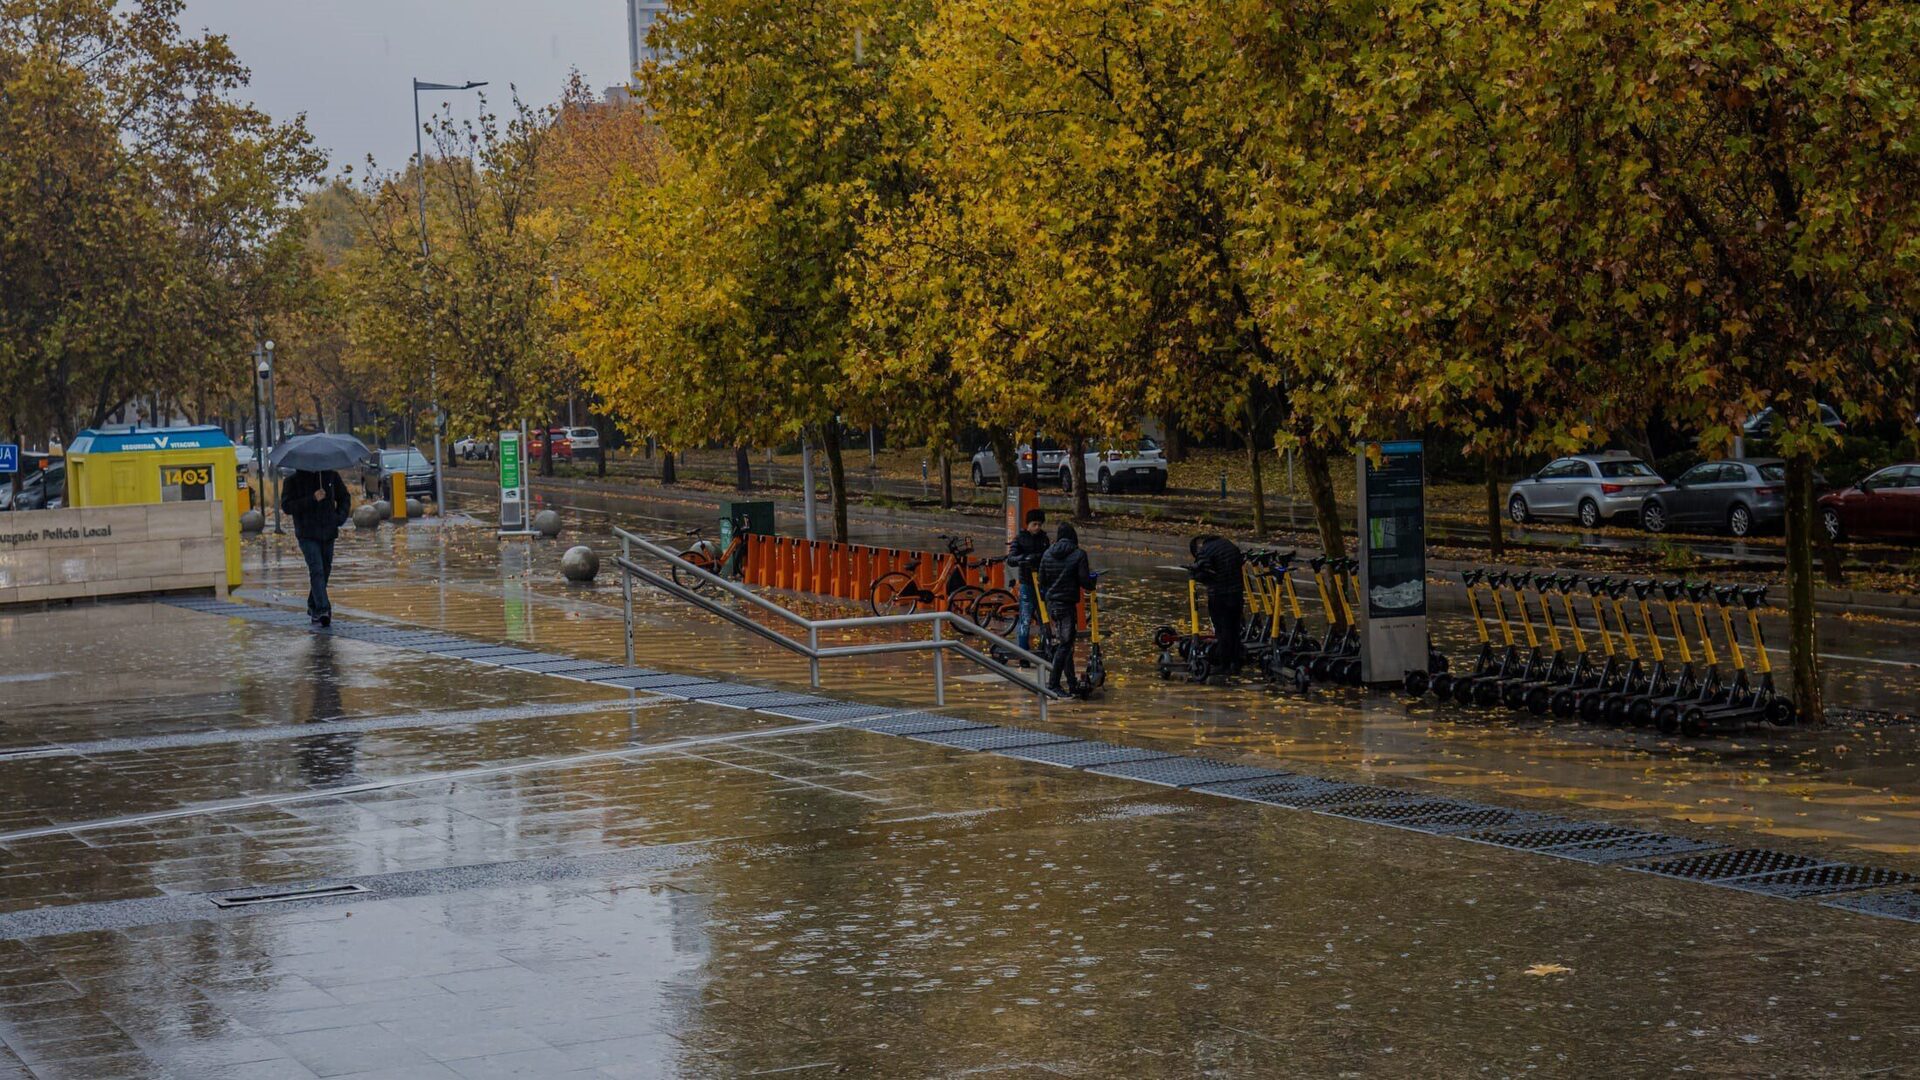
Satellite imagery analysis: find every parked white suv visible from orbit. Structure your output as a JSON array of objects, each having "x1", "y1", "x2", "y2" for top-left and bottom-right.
[
  {"x1": 1061, "y1": 437, "x2": 1168, "y2": 494},
  {"x1": 565, "y1": 426, "x2": 600, "y2": 461}
]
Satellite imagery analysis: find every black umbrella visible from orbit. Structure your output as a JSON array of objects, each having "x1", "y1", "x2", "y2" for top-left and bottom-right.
[{"x1": 268, "y1": 433, "x2": 373, "y2": 473}]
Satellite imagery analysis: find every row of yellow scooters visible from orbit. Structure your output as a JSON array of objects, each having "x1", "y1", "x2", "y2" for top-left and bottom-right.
[{"x1": 1409, "y1": 570, "x2": 1794, "y2": 736}]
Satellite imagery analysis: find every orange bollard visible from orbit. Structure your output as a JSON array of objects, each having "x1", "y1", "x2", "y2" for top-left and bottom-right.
[
  {"x1": 836, "y1": 544, "x2": 853, "y2": 599},
  {"x1": 770, "y1": 537, "x2": 785, "y2": 590},
  {"x1": 852, "y1": 546, "x2": 869, "y2": 599}
]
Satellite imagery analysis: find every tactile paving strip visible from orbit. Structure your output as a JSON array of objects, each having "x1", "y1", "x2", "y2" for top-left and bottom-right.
[
  {"x1": 1086, "y1": 757, "x2": 1286, "y2": 790},
  {"x1": 1468, "y1": 825, "x2": 1647, "y2": 852},
  {"x1": 909, "y1": 727, "x2": 1077, "y2": 752},
  {"x1": 1822, "y1": 890, "x2": 1920, "y2": 923},
  {"x1": 1318, "y1": 799, "x2": 1486, "y2": 827},
  {"x1": 1629, "y1": 848, "x2": 1831, "y2": 884},
  {"x1": 845, "y1": 713, "x2": 986, "y2": 736},
  {"x1": 1269, "y1": 784, "x2": 1425, "y2": 810},
  {"x1": 993, "y1": 741, "x2": 1177, "y2": 769},
  {"x1": 1391, "y1": 806, "x2": 1561, "y2": 837},
  {"x1": 1714, "y1": 863, "x2": 1918, "y2": 899}
]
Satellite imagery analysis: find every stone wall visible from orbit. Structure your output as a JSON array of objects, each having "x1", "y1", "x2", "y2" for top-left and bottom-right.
[{"x1": 0, "y1": 502, "x2": 229, "y2": 606}]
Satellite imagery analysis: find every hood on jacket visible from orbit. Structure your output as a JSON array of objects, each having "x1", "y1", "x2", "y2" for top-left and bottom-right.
[{"x1": 1054, "y1": 521, "x2": 1079, "y2": 547}]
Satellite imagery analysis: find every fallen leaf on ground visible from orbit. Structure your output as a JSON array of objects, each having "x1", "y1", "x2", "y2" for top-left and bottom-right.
[{"x1": 1524, "y1": 963, "x2": 1573, "y2": 977}]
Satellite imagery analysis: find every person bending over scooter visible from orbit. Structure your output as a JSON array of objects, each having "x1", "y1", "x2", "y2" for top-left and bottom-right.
[
  {"x1": 1038, "y1": 521, "x2": 1097, "y2": 696},
  {"x1": 1186, "y1": 534, "x2": 1245, "y2": 678}
]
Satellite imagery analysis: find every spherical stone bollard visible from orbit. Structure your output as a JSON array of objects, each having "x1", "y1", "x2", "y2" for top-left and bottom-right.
[
  {"x1": 533, "y1": 509, "x2": 563, "y2": 537},
  {"x1": 374, "y1": 499, "x2": 393, "y2": 521},
  {"x1": 238, "y1": 509, "x2": 264, "y2": 534},
  {"x1": 352, "y1": 504, "x2": 381, "y2": 530},
  {"x1": 560, "y1": 545, "x2": 600, "y2": 583},
  {"x1": 404, "y1": 497, "x2": 423, "y2": 519}
]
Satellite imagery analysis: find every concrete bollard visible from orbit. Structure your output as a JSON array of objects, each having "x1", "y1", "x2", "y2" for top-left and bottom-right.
[
  {"x1": 374, "y1": 499, "x2": 392, "y2": 521},
  {"x1": 352, "y1": 504, "x2": 380, "y2": 530},
  {"x1": 404, "y1": 497, "x2": 423, "y2": 519},
  {"x1": 239, "y1": 509, "x2": 264, "y2": 534},
  {"x1": 561, "y1": 545, "x2": 600, "y2": 583},
  {"x1": 533, "y1": 509, "x2": 562, "y2": 537}
]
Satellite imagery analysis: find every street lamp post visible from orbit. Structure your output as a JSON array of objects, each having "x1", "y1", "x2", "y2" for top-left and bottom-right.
[
  {"x1": 412, "y1": 77, "x2": 488, "y2": 521},
  {"x1": 257, "y1": 340, "x2": 281, "y2": 534}
]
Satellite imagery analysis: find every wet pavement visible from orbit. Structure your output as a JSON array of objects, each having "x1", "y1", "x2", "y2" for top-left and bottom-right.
[{"x1": 2, "y1": 510, "x2": 1918, "y2": 1077}]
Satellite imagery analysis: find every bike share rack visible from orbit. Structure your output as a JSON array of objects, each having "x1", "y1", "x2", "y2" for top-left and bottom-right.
[{"x1": 613, "y1": 527, "x2": 1058, "y2": 719}]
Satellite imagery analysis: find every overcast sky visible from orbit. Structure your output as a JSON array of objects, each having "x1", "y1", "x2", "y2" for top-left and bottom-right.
[{"x1": 180, "y1": 1, "x2": 630, "y2": 177}]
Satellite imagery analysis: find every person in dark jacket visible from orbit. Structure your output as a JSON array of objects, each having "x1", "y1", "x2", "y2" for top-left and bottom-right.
[
  {"x1": 281, "y1": 469, "x2": 351, "y2": 625},
  {"x1": 1007, "y1": 508, "x2": 1049, "y2": 660},
  {"x1": 1186, "y1": 534, "x2": 1245, "y2": 676},
  {"x1": 1036, "y1": 521, "x2": 1097, "y2": 695}
]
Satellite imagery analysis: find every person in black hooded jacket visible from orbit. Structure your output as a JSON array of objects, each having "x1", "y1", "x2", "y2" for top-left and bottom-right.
[
  {"x1": 1006, "y1": 508, "x2": 1049, "y2": 660},
  {"x1": 1036, "y1": 521, "x2": 1097, "y2": 694},
  {"x1": 281, "y1": 468, "x2": 351, "y2": 625},
  {"x1": 1186, "y1": 534, "x2": 1245, "y2": 676}
]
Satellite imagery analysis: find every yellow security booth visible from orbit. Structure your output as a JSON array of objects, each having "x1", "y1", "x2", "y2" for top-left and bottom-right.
[{"x1": 65, "y1": 426, "x2": 245, "y2": 587}]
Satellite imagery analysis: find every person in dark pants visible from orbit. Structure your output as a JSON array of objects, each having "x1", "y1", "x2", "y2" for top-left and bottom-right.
[
  {"x1": 282, "y1": 468, "x2": 351, "y2": 625},
  {"x1": 1037, "y1": 521, "x2": 1097, "y2": 696},
  {"x1": 1007, "y1": 508, "x2": 1049, "y2": 662},
  {"x1": 1186, "y1": 534, "x2": 1245, "y2": 677}
]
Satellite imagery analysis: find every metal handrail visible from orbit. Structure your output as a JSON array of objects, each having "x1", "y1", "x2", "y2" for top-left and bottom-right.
[{"x1": 613, "y1": 526, "x2": 1054, "y2": 718}]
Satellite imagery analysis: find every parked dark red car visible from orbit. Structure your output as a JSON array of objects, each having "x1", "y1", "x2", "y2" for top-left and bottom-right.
[
  {"x1": 528, "y1": 427, "x2": 573, "y2": 462},
  {"x1": 1819, "y1": 463, "x2": 1920, "y2": 541}
]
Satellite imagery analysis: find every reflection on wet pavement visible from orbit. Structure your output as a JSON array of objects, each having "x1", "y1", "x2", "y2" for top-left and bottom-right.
[{"x1": 0, "y1": 520, "x2": 1915, "y2": 1077}]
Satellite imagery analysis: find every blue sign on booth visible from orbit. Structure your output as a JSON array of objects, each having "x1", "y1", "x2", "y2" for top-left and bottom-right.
[{"x1": 0, "y1": 444, "x2": 17, "y2": 475}]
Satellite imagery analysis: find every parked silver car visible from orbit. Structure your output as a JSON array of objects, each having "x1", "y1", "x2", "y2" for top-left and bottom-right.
[
  {"x1": 1507, "y1": 452, "x2": 1664, "y2": 528},
  {"x1": 970, "y1": 441, "x2": 1069, "y2": 486}
]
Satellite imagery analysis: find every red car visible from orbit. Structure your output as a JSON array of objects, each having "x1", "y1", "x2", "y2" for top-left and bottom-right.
[
  {"x1": 528, "y1": 427, "x2": 573, "y2": 462},
  {"x1": 1819, "y1": 463, "x2": 1920, "y2": 541}
]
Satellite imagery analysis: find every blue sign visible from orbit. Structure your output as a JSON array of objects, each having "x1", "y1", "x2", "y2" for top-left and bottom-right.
[{"x1": 0, "y1": 444, "x2": 17, "y2": 474}]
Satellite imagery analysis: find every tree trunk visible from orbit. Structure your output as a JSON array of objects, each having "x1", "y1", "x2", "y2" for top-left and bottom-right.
[
  {"x1": 1485, "y1": 453, "x2": 1506, "y2": 560},
  {"x1": 1301, "y1": 440, "x2": 1343, "y2": 558},
  {"x1": 1068, "y1": 434, "x2": 1092, "y2": 520},
  {"x1": 939, "y1": 452, "x2": 953, "y2": 509},
  {"x1": 992, "y1": 433, "x2": 1018, "y2": 502},
  {"x1": 822, "y1": 422, "x2": 849, "y2": 542},
  {"x1": 540, "y1": 415, "x2": 554, "y2": 477},
  {"x1": 596, "y1": 417, "x2": 608, "y2": 477},
  {"x1": 1783, "y1": 452, "x2": 1824, "y2": 724},
  {"x1": 735, "y1": 445, "x2": 752, "y2": 490},
  {"x1": 661, "y1": 450, "x2": 676, "y2": 485},
  {"x1": 1159, "y1": 415, "x2": 1185, "y2": 463},
  {"x1": 1247, "y1": 429, "x2": 1268, "y2": 539}
]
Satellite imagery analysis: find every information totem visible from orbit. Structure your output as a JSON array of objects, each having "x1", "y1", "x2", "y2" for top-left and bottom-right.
[
  {"x1": 498, "y1": 426, "x2": 534, "y2": 535},
  {"x1": 1356, "y1": 440, "x2": 1428, "y2": 684}
]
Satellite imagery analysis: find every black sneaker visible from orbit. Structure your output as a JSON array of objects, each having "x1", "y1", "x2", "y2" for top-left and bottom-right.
[{"x1": 319, "y1": 615, "x2": 331, "y2": 627}]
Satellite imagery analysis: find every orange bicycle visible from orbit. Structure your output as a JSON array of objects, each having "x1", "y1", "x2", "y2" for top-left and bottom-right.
[
  {"x1": 673, "y1": 515, "x2": 753, "y2": 593},
  {"x1": 870, "y1": 535, "x2": 1017, "y2": 634}
]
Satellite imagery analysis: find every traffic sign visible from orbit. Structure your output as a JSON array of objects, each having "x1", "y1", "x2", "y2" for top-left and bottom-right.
[{"x1": 0, "y1": 444, "x2": 17, "y2": 475}]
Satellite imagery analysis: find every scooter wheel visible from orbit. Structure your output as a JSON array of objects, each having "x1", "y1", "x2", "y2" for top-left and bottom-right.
[
  {"x1": 1457, "y1": 679, "x2": 1482, "y2": 707},
  {"x1": 1429, "y1": 652, "x2": 1450, "y2": 674},
  {"x1": 1680, "y1": 708, "x2": 1707, "y2": 738},
  {"x1": 1548, "y1": 688, "x2": 1576, "y2": 717},
  {"x1": 1627, "y1": 700, "x2": 1654, "y2": 727},
  {"x1": 1428, "y1": 673, "x2": 1454, "y2": 700},
  {"x1": 1602, "y1": 697, "x2": 1629, "y2": 726},
  {"x1": 1525, "y1": 686, "x2": 1553, "y2": 715},
  {"x1": 1294, "y1": 669, "x2": 1310, "y2": 694},
  {"x1": 1501, "y1": 683, "x2": 1527, "y2": 710},
  {"x1": 1767, "y1": 698, "x2": 1796, "y2": 725},
  {"x1": 1654, "y1": 705, "x2": 1680, "y2": 735},
  {"x1": 1403, "y1": 670, "x2": 1430, "y2": 697},
  {"x1": 1474, "y1": 682, "x2": 1502, "y2": 708},
  {"x1": 1579, "y1": 695, "x2": 1607, "y2": 724}
]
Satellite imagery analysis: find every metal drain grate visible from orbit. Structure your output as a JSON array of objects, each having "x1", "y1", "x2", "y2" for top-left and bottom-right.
[
  {"x1": 503, "y1": 659, "x2": 615, "y2": 674},
  {"x1": 1086, "y1": 758, "x2": 1286, "y2": 790},
  {"x1": 846, "y1": 713, "x2": 984, "y2": 736},
  {"x1": 1469, "y1": 824, "x2": 1645, "y2": 852},
  {"x1": 1718, "y1": 863, "x2": 1918, "y2": 899},
  {"x1": 1277, "y1": 784, "x2": 1426, "y2": 810},
  {"x1": 1393, "y1": 806, "x2": 1560, "y2": 837},
  {"x1": 599, "y1": 674, "x2": 714, "y2": 690},
  {"x1": 1200, "y1": 774, "x2": 1355, "y2": 807},
  {"x1": 912, "y1": 727, "x2": 1077, "y2": 752},
  {"x1": 1631, "y1": 848, "x2": 1829, "y2": 883},
  {"x1": 994, "y1": 741, "x2": 1177, "y2": 769},
  {"x1": 762, "y1": 702, "x2": 895, "y2": 723},
  {"x1": 725, "y1": 692, "x2": 831, "y2": 710},
  {"x1": 1823, "y1": 890, "x2": 1920, "y2": 923},
  {"x1": 1540, "y1": 833, "x2": 1723, "y2": 865},
  {"x1": 211, "y1": 883, "x2": 368, "y2": 909},
  {"x1": 1318, "y1": 799, "x2": 1483, "y2": 826},
  {"x1": 674, "y1": 683, "x2": 785, "y2": 701}
]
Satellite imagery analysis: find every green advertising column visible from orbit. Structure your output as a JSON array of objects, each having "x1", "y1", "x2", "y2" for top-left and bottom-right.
[{"x1": 498, "y1": 429, "x2": 529, "y2": 533}]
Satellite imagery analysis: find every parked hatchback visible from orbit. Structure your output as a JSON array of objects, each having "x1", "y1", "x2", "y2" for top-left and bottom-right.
[
  {"x1": 1507, "y1": 452, "x2": 1664, "y2": 528},
  {"x1": 1641, "y1": 459, "x2": 1789, "y2": 537},
  {"x1": 360, "y1": 448, "x2": 437, "y2": 501},
  {"x1": 564, "y1": 426, "x2": 600, "y2": 461},
  {"x1": 1819, "y1": 463, "x2": 1920, "y2": 542}
]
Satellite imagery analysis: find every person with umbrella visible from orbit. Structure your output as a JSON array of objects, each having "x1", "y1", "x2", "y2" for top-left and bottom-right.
[{"x1": 272, "y1": 434, "x2": 369, "y2": 626}]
